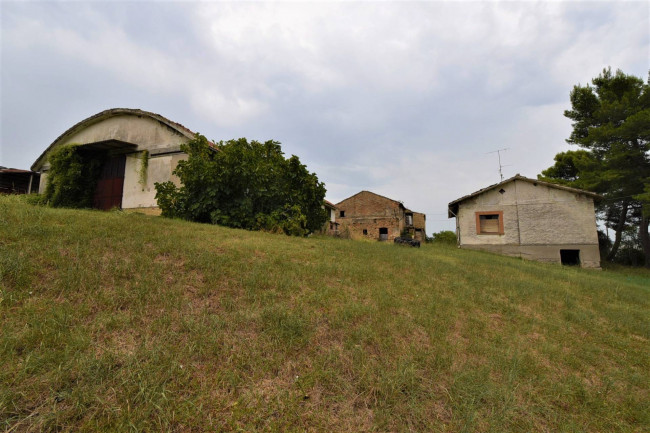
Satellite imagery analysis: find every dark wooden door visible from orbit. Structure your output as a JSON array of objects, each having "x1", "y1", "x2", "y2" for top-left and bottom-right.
[{"x1": 94, "y1": 155, "x2": 126, "y2": 210}]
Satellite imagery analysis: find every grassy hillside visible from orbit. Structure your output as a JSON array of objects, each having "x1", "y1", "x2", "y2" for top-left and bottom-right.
[{"x1": 1, "y1": 195, "x2": 648, "y2": 432}]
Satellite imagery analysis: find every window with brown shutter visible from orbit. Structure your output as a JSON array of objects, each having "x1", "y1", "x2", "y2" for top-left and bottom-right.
[{"x1": 475, "y1": 211, "x2": 504, "y2": 235}]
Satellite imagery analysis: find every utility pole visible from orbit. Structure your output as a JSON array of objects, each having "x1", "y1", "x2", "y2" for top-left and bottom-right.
[{"x1": 487, "y1": 148, "x2": 509, "y2": 181}]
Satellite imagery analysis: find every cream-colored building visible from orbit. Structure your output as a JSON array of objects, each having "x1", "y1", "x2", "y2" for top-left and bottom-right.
[
  {"x1": 448, "y1": 175, "x2": 601, "y2": 268},
  {"x1": 31, "y1": 108, "x2": 195, "y2": 211}
]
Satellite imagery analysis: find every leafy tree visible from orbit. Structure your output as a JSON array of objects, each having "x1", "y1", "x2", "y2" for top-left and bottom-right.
[
  {"x1": 540, "y1": 68, "x2": 650, "y2": 266},
  {"x1": 431, "y1": 230, "x2": 457, "y2": 244},
  {"x1": 155, "y1": 134, "x2": 327, "y2": 236},
  {"x1": 540, "y1": 150, "x2": 599, "y2": 187}
]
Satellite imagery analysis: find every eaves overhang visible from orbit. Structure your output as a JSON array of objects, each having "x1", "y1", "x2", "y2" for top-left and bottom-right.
[{"x1": 447, "y1": 174, "x2": 602, "y2": 218}]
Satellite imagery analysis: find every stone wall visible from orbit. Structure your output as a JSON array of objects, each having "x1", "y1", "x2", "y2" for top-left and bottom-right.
[
  {"x1": 413, "y1": 212, "x2": 426, "y2": 230},
  {"x1": 336, "y1": 191, "x2": 405, "y2": 241},
  {"x1": 342, "y1": 216, "x2": 402, "y2": 240}
]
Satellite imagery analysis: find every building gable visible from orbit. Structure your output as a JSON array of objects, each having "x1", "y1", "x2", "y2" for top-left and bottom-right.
[
  {"x1": 335, "y1": 190, "x2": 403, "y2": 219},
  {"x1": 31, "y1": 108, "x2": 195, "y2": 172},
  {"x1": 447, "y1": 175, "x2": 601, "y2": 268},
  {"x1": 448, "y1": 174, "x2": 601, "y2": 217},
  {"x1": 31, "y1": 108, "x2": 197, "y2": 211}
]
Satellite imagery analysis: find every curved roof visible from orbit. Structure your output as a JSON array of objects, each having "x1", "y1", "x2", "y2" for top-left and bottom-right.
[{"x1": 31, "y1": 108, "x2": 197, "y2": 171}]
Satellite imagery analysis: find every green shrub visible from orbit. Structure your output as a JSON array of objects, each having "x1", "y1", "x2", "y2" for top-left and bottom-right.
[
  {"x1": 431, "y1": 230, "x2": 457, "y2": 244},
  {"x1": 43, "y1": 145, "x2": 104, "y2": 208},
  {"x1": 21, "y1": 193, "x2": 46, "y2": 206},
  {"x1": 155, "y1": 134, "x2": 327, "y2": 235}
]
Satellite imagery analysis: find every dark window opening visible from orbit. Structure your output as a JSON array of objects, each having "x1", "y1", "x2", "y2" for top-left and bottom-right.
[
  {"x1": 406, "y1": 213, "x2": 413, "y2": 225},
  {"x1": 379, "y1": 227, "x2": 388, "y2": 241},
  {"x1": 363, "y1": 229, "x2": 368, "y2": 235},
  {"x1": 499, "y1": 188, "x2": 506, "y2": 194},
  {"x1": 339, "y1": 210, "x2": 345, "y2": 217},
  {"x1": 560, "y1": 249, "x2": 580, "y2": 266}
]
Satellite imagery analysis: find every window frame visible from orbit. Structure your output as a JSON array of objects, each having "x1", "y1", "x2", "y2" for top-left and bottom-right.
[{"x1": 475, "y1": 211, "x2": 504, "y2": 235}]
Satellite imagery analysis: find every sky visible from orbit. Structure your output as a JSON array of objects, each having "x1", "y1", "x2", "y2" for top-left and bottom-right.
[{"x1": 1, "y1": 1, "x2": 648, "y2": 234}]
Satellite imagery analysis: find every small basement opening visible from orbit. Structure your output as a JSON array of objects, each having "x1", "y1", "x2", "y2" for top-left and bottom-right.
[{"x1": 560, "y1": 249, "x2": 580, "y2": 266}]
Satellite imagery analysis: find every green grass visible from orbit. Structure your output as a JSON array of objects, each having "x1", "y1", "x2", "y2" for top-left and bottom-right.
[{"x1": 1, "y1": 195, "x2": 648, "y2": 432}]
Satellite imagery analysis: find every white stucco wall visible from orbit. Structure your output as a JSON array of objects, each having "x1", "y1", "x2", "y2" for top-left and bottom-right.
[
  {"x1": 35, "y1": 112, "x2": 193, "y2": 209},
  {"x1": 121, "y1": 153, "x2": 187, "y2": 209},
  {"x1": 456, "y1": 184, "x2": 519, "y2": 246},
  {"x1": 514, "y1": 181, "x2": 598, "y2": 245},
  {"x1": 455, "y1": 179, "x2": 600, "y2": 267},
  {"x1": 50, "y1": 114, "x2": 188, "y2": 155},
  {"x1": 458, "y1": 179, "x2": 598, "y2": 247},
  {"x1": 38, "y1": 172, "x2": 48, "y2": 194}
]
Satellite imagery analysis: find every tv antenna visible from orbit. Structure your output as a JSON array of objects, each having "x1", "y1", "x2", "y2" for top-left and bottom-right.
[{"x1": 486, "y1": 148, "x2": 510, "y2": 181}]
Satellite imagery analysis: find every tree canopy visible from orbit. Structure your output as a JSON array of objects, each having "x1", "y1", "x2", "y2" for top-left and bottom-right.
[
  {"x1": 155, "y1": 134, "x2": 327, "y2": 236},
  {"x1": 540, "y1": 68, "x2": 650, "y2": 266}
]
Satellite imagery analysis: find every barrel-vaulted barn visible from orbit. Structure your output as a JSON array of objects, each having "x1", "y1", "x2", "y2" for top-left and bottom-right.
[{"x1": 31, "y1": 108, "x2": 195, "y2": 211}]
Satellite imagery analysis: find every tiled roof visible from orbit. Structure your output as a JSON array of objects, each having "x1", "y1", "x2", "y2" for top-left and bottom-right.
[
  {"x1": 336, "y1": 190, "x2": 403, "y2": 207},
  {"x1": 448, "y1": 174, "x2": 602, "y2": 217}
]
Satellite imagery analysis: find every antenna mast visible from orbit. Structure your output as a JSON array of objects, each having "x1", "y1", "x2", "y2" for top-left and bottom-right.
[{"x1": 487, "y1": 148, "x2": 509, "y2": 181}]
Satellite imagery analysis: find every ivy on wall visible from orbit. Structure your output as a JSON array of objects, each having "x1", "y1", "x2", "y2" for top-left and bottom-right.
[
  {"x1": 139, "y1": 150, "x2": 149, "y2": 189},
  {"x1": 44, "y1": 144, "x2": 105, "y2": 208}
]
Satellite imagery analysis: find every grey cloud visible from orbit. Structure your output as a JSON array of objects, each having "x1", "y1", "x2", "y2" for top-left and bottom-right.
[{"x1": 1, "y1": 1, "x2": 647, "y2": 233}]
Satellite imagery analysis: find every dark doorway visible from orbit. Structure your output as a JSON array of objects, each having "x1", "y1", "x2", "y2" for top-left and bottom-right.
[
  {"x1": 379, "y1": 227, "x2": 388, "y2": 241},
  {"x1": 94, "y1": 155, "x2": 126, "y2": 210},
  {"x1": 560, "y1": 249, "x2": 580, "y2": 266}
]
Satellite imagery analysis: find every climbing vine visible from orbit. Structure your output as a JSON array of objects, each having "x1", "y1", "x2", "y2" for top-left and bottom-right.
[
  {"x1": 44, "y1": 144, "x2": 105, "y2": 208},
  {"x1": 139, "y1": 150, "x2": 149, "y2": 188}
]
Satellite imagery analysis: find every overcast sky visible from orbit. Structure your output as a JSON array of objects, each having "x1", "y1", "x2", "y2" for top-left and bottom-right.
[{"x1": 1, "y1": 1, "x2": 648, "y2": 233}]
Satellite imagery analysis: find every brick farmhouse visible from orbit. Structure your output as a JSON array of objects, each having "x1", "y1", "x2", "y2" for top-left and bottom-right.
[{"x1": 335, "y1": 191, "x2": 426, "y2": 241}]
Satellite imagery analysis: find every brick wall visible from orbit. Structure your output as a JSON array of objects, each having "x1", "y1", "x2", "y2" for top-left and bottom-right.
[
  {"x1": 413, "y1": 212, "x2": 426, "y2": 232},
  {"x1": 336, "y1": 191, "x2": 406, "y2": 241}
]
